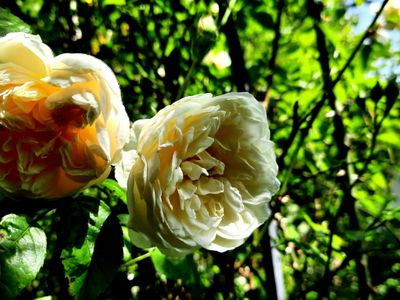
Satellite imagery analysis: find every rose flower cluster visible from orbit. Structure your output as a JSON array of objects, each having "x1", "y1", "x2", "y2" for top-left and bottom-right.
[{"x1": 0, "y1": 33, "x2": 280, "y2": 255}]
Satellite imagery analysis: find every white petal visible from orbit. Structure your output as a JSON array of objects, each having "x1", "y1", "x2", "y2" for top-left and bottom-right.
[
  {"x1": 0, "y1": 32, "x2": 53, "y2": 77},
  {"x1": 94, "y1": 122, "x2": 111, "y2": 161},
  {"x1": 181, "y1": 161, "x2": 208, "y2": 180},
  {"x1": 177, "y1": 180, "x2": 197, "y2": 201},
  {"x1": 197, "y1": 177, "x2": 224, "y2": 195},
  {"x1": 52, "y1": 53, "x2": 121, "y2": 122}
]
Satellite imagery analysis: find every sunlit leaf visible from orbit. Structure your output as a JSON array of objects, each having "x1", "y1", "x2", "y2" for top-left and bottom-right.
[
  {"x1": 361, "y1": 44, "x2": 372, "y2": 69},
  {"x1": 151, "y1": 248, "x2": 198, "y2": 284},
  {"x1": 100, "y1": 179, "x2": 127, "y2": 204},
  {"x1": 102, "y1": 0, "x2": 126, "y2": 6},
  {"x1": 0, "y1": 214, "x2": 46, "y2": 299},
  {"x1": 0, "y1": 8, "x2": 31, "y2": 37}
]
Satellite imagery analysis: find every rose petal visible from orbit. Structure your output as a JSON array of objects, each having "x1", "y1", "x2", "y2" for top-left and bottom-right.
[{"x1": 121, "y1": 92, "x2": 280, "y2": 255}]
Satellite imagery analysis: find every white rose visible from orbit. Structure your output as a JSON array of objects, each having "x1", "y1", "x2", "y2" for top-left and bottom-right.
[
  {"x1": 0, "y1": 32, "x2": 130, "y2": 199},
  {"x1": 116, "y1": 92, "x2": 280, "y2": 255}
]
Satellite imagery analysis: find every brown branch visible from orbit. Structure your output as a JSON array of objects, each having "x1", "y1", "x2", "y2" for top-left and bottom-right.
[
  {"x1": 216, "y1": 0, "x2": 250, "y2": 91},
  {"x1": 263, "y1": 0, "x2": 285, "y2": 108},
  {"x1": 221, "y1": 14, "x2": 250, "y2": 91},
  {"x1": 261, "y1": 223, "x2": 279, "y2": 300},
  {"x1": 331, "y1": 0, "x2": 389, "y2": 88}
]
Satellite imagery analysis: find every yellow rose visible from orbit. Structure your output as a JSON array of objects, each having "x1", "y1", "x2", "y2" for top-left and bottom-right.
[
  {"x1": 0, "y1": 32, "x2": 130, "y2": 199},
  {"x1": 116, "y1": 93, "x2": 280, "y2": 255}
]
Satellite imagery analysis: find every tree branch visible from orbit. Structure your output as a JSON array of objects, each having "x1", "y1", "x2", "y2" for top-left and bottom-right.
[
  {"x1": 263, "y1": 0, "x2": 285, "y2": 108},
  {"x1": 217, "y1": 0, "x2": 250, "y2": 91},
  {"x1": 277, "y1": 0, "x2": 389, "y2": 176},
  {"x1": 306, "y1": 0, "x2": 383, "y2": 298}
]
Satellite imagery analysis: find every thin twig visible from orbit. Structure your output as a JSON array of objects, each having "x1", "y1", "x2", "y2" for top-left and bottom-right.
[
  {"x1": 331, "y1": 0, "x2": 389, "y2": 88},
  {"x1": 263, "y1": 0, "x2": 285, "y2": 108},
  {"x1": 176, "y1": 59, "x2": 198, "y2": 100},
  {"x1": 122, "y1": 248, "x2": 155, "y2": 269}
]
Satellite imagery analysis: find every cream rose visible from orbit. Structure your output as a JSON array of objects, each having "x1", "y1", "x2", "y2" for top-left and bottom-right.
[
  {"x1": 0, "y1": 32, "x2": 130, "y2": 199},
  {"x1": 116, "y1": 92, "x2": 280, "y2": 255}
]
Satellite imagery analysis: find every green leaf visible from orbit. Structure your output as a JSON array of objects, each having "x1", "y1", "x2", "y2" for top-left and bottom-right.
[
  {"x1": 102, "y1": 0, "x2": 126, "y2": 6},
  {"x1": 382, "y1": 207, "x2": 400, "y2": 222},
  {"x1": 79, "y1": 213, "x2": 123, "y2": 299},
  {"x1": 0, "y1": 8, "x2": 31, "y2": 37},
  {"x1": 370, "y1": 82, "x2": 383, "y2": 103},
  {"x1": 61, "y1": 200, "x2": 123, "y2": 300},
  {"x1": 253, "y1": 11, "x2": 274, "y2": 29},
  {"x1": 361, "y1": 44, "x2": 372, "y2": 69},
  {"x1": 100, "y1": 179, "x2": 127, "y2": 204},
  {"x1": 378, "y1": 130, "x2": 400, "y2": 147},
  {"x1": 384, "y1": 80, "x2": 399, "y2": 116},
  {"x1": 150, "y1": 248, "x2": 198, "y2": 284},
  {"x1": 57, "y1": 196, "x2": 100, "y2": 249},
  {"x1": 0, "y1": 214, "x2": 46, "y2": 299},
  {"x1": 355, "y1": 96, "x2": 366, "y2": 112},
  {"x1": 306, "y1": 290, "x2": 318, "y2": 300},
  {"x1": 301, "y1": 211, "x2": 329, "y2": 234},
  {"x1": 61, "y1": 200, "x2": 109, "y2": 295}
]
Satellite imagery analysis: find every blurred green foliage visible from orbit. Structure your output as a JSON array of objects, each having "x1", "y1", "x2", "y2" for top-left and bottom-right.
[{"x1": 1, "y1": 0, "x2": 400, "y2": 299}]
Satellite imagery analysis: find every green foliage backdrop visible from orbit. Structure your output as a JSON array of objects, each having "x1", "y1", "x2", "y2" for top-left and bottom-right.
[{"x1": 1, "y1": 0, "x2": 400, "y2": 299}]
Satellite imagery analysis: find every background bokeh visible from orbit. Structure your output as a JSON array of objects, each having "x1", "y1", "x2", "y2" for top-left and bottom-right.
[{"x1": 1, "y1": 0, "x2": 400, "y2": 299}]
